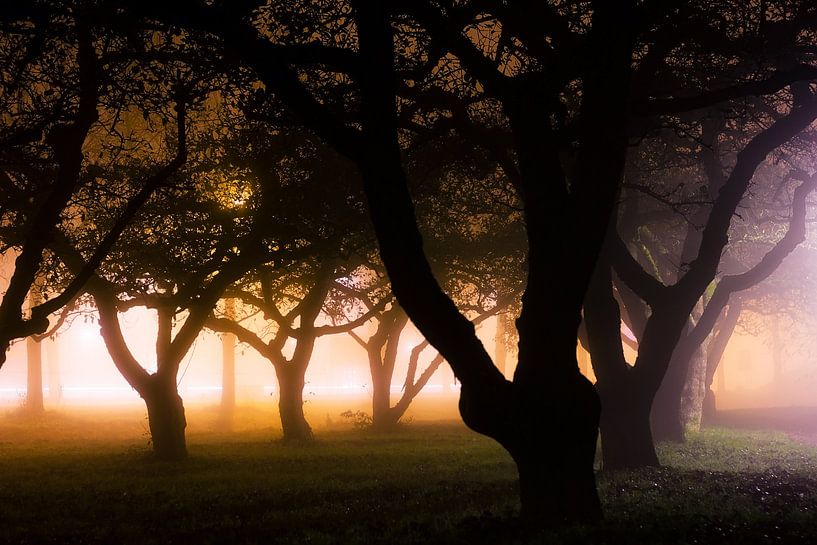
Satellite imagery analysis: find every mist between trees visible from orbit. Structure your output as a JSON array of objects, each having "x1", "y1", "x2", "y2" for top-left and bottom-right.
[{"x1": 4, "y1": 0, "x2": 817, "y2": 533}]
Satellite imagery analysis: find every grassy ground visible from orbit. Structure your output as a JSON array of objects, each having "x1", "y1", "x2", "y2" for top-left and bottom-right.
[{"x1": 2, "y1": 407, "x2": 817, "y2": 544}]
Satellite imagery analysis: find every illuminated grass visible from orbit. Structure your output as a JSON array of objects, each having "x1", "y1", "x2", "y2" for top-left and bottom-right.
[{"x1": 1, "y1": 411, "x2": 817, "y2": 544}]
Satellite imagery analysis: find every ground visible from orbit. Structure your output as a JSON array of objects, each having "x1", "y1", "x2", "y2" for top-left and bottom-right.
[{"x1": 2, "y1": 405, "x2": 817, "y2": 544}]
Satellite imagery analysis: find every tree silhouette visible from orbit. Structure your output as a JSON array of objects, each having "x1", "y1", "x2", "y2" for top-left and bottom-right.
[{"x1": 121, "y1": 0, "x2": 817, "y2": 525}]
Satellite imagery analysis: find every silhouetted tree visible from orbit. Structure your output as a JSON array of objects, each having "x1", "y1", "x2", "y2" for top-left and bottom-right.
[
  {"x1": 588, "y1": 111, "x2": 817, "y2": 469},
  {"x1": 117, "y1": 0, "x2": 817, "y2": 526},
  {"x1": 205, "y1": 137, "x2": 383, "y2": 440},
  {"x1": 43, "y1": 38, "x2": 289, "y2": 458}
]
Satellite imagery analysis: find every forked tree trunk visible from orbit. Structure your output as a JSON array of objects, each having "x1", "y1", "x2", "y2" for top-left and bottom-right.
[
  {"x1": 275, "y1": 363, "x2": 312, "y2": 441},
  {"x1": 142, "y1": 378, "x2": 187, "y2": 461},
  {"x1": 702, "y1": 387, "x2": 717, "y2": 423},
  {"x1": 585, "y1": 247, "x2": 661, "y2": 470}
]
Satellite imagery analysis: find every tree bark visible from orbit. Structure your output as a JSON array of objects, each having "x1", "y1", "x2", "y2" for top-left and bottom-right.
[
  {"x1": 143, "y1": 377, "x2": 187, "y2": 461},
  {"x1": 597, "y1": 380, "x2": 659, "y2": 470},
  {"x1": 586, "y1": 244, "x2": 660, "y2": 470},
  {"x1": 275, "y1": 363, "x2": 312, "y2": 441},
  {"x1": 370, "y1": 362, "x2": 398, "y2": 431},
  {"x1": 25, "y1": 334, "x2": 44, "y2": 414},
  {"x1": 25, "y1": 285, "x2": 44, "y2": 414},
  {"x1": 680, "y1": 343, "x2": 707, "y2": 433},
  {"x1": 650, "y1": 348, "x2": 688, "y2": 442},
  {"x1": 493, "y1": 373, "x2": 602, "y2": 525}
]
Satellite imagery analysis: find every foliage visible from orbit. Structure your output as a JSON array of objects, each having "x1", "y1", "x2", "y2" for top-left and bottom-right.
[{"x1": 339, "y1": 409, "x2": 373, "y2": 430}]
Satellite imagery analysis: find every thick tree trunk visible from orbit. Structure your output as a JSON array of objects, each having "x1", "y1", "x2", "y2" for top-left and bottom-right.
[
  {"x1": 275, "y1": 363, "x2": 312, "y2": 441},
  {"x1": 585, "y1": 240, "x2": 661, "y2": 469},
  {"x1": 25, "y1": 334, "x2": 44, "y2": 414},
  {"x1": 349, "y1": 3, "x2": 634, "y2": 528},
  {"x1": 370, "y1": 364, "x2": 398, "y2": 431},
  {"x1": 143, "y1": 379, "x2": 187, "y2": 460},
  {"x1": 702, "y1": 388, "x2": 717, "y2": 423},
  {"x1": 462, "y1": 373, "x2": 602, "y2": 525},
  {"x1": 597, "y1": 381, "x2": 659, "y2": 470}
]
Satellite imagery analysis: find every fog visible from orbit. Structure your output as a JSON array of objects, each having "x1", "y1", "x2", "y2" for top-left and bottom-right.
[
  {"x1": 4, "y1": 282, "x2": 817, "y2": 419},
  {"x1": 0, "y1": 303, "x2": 491, "y2": 425}
]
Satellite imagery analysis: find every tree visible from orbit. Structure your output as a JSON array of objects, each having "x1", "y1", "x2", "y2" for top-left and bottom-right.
[
  {"x1": 588, "y1": 107, "x2": 817, "y2": 469},
  {"x1": 205, "y1": 133, "x2": 386, "y2": 441},
  {"x1": 125, "y1": 0, "x2": 817, "y2": 526},
  {"x1": 43, "y1": 33, "x2": 289, "y2": 458}
]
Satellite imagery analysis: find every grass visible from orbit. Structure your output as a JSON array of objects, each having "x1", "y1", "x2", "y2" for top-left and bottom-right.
[{"x1": 2, "y1": 408, "x2": 817, "y2": 544}]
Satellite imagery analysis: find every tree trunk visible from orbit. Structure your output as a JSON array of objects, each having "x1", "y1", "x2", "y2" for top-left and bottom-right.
[
  {"x1": 370, "y1": 363, "x2": 398, "y2": 431},
  {"x1": 466, "y1": 373, "x2": 602, "y2": 525},
  {"x1": 275, "y1": 363, "x2": 312, "y2": 441},
  {"x1": 680, "y1": 344, "x2": 707, "y2": 433},
  {"x1": 597, "y1": 380, "x2": 659, "y2": 470},
  {"x1": 25, "y1": 284, "x2": 44, "y2": 414},
  {"x1": 143, "y1": 378, "x2": 187, "y2": 461},
  {"x1": 25, "y1": 334, "x2": 44, "y2": 414},
  {"x1": 585, "y1": 241, "x2": 660, "y2": 469},
  {"x1": 650, "y1": 349, "x2": 687, "y2": 442},
  {"x1": 702, "y1": 388, "x2": 717, "y2": 424}
]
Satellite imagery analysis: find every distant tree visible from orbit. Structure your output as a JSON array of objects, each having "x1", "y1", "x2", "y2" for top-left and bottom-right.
[
  {"x1": 701, "y1": 247, "x2": 817, "y2": 416},
  {"x1": 205, "y1": 134, "x2": 384, "y2": 441},
  {"x1": 58, "y1": 154, "x2": 283, "y2": 459},
  {"x1": 44, "y1": 37, "x2": 289, "y2": 458}
]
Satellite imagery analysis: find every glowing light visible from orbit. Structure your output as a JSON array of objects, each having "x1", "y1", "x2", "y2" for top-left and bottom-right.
[{"x1": 74, "y1": 321, "x2": 100, "y2": 344}]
